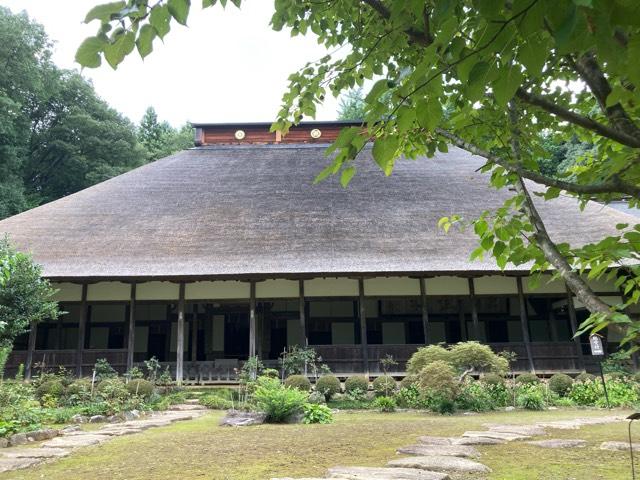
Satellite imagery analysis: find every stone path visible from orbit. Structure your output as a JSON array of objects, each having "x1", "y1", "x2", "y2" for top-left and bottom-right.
[
  {"x1": 0, "y1": 404, "x2": 206, "y2": 474},
  {"x1": 272, "y1": 414, "x2": 625, "y2": 480}
]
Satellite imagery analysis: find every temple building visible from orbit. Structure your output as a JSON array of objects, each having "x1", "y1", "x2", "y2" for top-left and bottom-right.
[{"x1": 0, "y1": 121, "x2": 634, "y2": 383}]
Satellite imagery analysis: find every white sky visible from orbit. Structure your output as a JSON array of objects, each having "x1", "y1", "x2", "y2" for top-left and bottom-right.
[{"x1": 0, "y1": 0, "x2": 340, "y2": 126}]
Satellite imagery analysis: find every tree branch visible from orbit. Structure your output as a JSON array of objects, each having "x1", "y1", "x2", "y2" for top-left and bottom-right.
[
  {"x1": 361, "y1": 0, "x2": 433, "y2": 46},
  {"x1": 435, "y1": 127, "x2": 640, "y2": 198},
  {"x1": 515, "y1": 88, "x2": 640, "y2": 148},
  {"x1": 507, "y1": 101, "x2": 613, "y2": 317}
]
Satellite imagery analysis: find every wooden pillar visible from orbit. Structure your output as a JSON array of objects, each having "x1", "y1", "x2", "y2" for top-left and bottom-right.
[
  {"x1": 126, "y1": 283, "x2": 136, "y2": 372},
  {"x1": 516, "y1": 277, "x2": 535, "y2": 373},
  {"x1": 566, "y1": 284, "x2": 585, "y2": 370},
  {"x1": 75, "y1": 284, "x2": 88, "y2": 377},
  {"x1": 419, "y1": 278, "x2": 429, "y2": 344},
  {"x1": 299, "y1": 280, "x2": 307, "y2": 346},
  {"x1": 191, "y1": 305, "x2": 198, "y2": 362},
  {"x1": 176, "y1": 283, "x2": 185, "y2": 385},
  {"x1": 468, "y1": 278, "x2": 480, "y2": 341},
  {"x1": 249, "y1": 281, "x2": 256, "y2": 358},
  {"x1": 25, "y1": 321, "x2": 37, "y2": 380},
  {"x1": 358, "y1": 278, "x2": 369, "y2": 375}
]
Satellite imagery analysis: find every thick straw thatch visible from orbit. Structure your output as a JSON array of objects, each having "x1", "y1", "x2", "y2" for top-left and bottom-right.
[{"x1": 0, "y1": 144, "x2": 635, "y2": 280}]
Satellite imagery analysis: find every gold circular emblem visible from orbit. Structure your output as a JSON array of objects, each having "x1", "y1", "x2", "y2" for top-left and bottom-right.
[
  {"x1": 234, "y1": 130, "x2": 246, "y2": 140},
  {"x1": 310, "y1": 128, "x2": 322, "y2": 139}
]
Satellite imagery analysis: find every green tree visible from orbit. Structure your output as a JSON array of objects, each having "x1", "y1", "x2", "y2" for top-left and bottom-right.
[
  {"x1": 337, "y1": 88, "x2": 366, "y2": 120},
  {"x1": 138, "y1": 106, "x2": 193, "y2": 161},
  {"x1": 78, "y1": 1, "x2": 640, "y2": 345},
  {"x1": 0, "y1": 238, "x2": 58, "y2": 367}
]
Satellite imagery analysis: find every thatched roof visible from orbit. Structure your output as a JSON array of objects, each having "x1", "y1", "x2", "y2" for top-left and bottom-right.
[{"x1": 0, "y1": 143, "x2": 635, "y2": 280}]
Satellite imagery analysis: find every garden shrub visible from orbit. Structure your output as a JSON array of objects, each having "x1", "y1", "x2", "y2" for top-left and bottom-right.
[
  {"x1": 571, "y1": 377, "x2": 640, "y2": 407},
  {"x1": 307, "y1": 391, "x2": 326, "y2": 404},
  {"x1": 344, "y1": 376, "x2": 369, "y2": 394},
  {"x1": 284, "y1": 375, "x2": 311, "y2": 392},
  {"x1": 94, "y1": 358, "x2": 118, "y2": 380},
  {"x1": 449, "y1": 342, "x2": 508, "y2": 375},
  {"x1": 35, "y1": 379, "x2": 65, "y2": 401},
  {"x1": 417, "y1": 361, "x2": 458, "y2": 400},
  {"x1": 516, "y1": 384, "x2": 546, "y2": 410},
  {"x1": 575, "y1": 372, "x2": 596, "y2": 383},
  {"x1": 373, "y1": 395, "x2": 396, "y2": 412},
  {"x1": 569, "y1": 379, "x2": 600, "y2": 406},
  {"x1": 406, "y1": 345, "x2": 451, "y2": 375},
  {"x1": 480, "y1": 373, "x2": 505, "y2": 387},
  {"x1": 372, "y1": 375, "x2": 396, "y2": 396},
  {"x1": 548, "y1": 373, "x2": 573, "y2": 397},
  {"x1": 96, "y1": 378, "x2": 130, "y2": 412},
  {"x1": 200, "y1": 394, "x2": 232, "y2": 410},
  {"x1": 457, "y1": 380, "x2": 495, "y2": 412},
  {"x1": 395, "y1": 385, "x2": 428, "y2": 409},
  {"x1": 399, "y1": 374, "x2": 417, "y2": 389},
  {"x1": 315, "y1": 375, "x2": 341, "y2": 400},
  {"x1": 126, "y1": 379, "x2": 154, "y2": 398},
  {"x1": 515, "y1": 373, "x2": 540, "y2": 385},
  {"x1": 633, "y1": 372, "x2": 640, "y2": 384},
  {"x1": 0, "y1": 381, "x2": 35, "y2": 409},
  {"x1": 253, "y1": 376, "x2": 307, "y2": 422},
  {"x1": 302, "y1": 403, "x2": 333, "y2": 424}
]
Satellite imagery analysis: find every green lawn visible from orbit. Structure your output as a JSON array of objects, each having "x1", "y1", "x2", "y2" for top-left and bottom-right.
[{"x1": 2, "y1": 409, "x2": 636, "y2": 480}]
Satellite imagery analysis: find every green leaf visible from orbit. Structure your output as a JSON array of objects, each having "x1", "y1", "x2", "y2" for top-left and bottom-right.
[
  {"x1": 103, "y1": 31, "x2": 135, "y2": 69},
  {"x1": 168, "y1": 0, "x2": 190, "y2": 26},
  {"x1": 616, "y1": 223, "x2": 629, "y2": 230},
  {"x1": 554, "y1": 4, "x2": 578, "y2": 50},
  {"x1": 84, "y1": 1, "x2": 126, "y2": 23},
  {"x1": 340, "y1": 166, "x2": 356, "y2": 188},
  {"x1": 75, "y1": 36, "x2": 105, "y2": 68},
  {"x1": 203, "y1": 0, "x2": 216, "y2": 6},
  {"x1": 492, "y1": 66, "x2": 524, "y2": 106},
  {"x1": 365, "y1": 79, "x2": 389, "y2": 104},
  {"x1": 416, "y1": 98, "x2": 443, "y2": 132},
  {"x1": 136, "y1": 24, "x2": 156, "y2": 59},
  {"x1": 518, "y1": 40, "x2": 548, "y2": 77},
  {"x1": 372, "y1": 136, "x2": 399, "y2": 175},
  {"x1": 150, "y1": 5, "x2": 171, "y2": 39}
]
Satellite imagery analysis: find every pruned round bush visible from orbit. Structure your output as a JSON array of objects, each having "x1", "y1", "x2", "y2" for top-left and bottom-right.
[
  {"x1": 548, "y1": 373, "x2": 573, "y2": 397},
  {"x1": 200, "y1": 394, "x2": 232, "y2": 410},
  {"x1": 307, "y1": 391, "x2": 326, "y2": 404},
  {"x1": 284, "y1": 375, "x2": 311, "y2": 392},
  {"x1": 575, "y1": 372, "x2": 596, "y2": 383},
  {"x1": 372, "y1": 375, "x2": 397, "y2": 396},
  {"x1": 344, "y1": 376, "x2": 369, "y2": 394},
  {"x1": 96, "y1": 378, "x2": 129, "y2": 402},
  {"x1": 400, "y1": 374, "x2": 417, "y2": 389},
  {"x1": 480, "y1": 373, "x2": 505, "y2": 387},
  {"x1": 449, "y1": 342, "x2": 509, "y2": 375},
  {"x1": 316, "y1": 375, "x2": 341, "y2": 400},
  {"x1": 417, "y1": 361, "x2": 458, "y2": 401},
  {"x1": 515, "y1": 373, "x2": 540, "y2": 385},
  {"x1": 406, "y1": 345, "x2": 451, "y2": 375},
  {"x1": 126, "y1": 379, "x2": 154, "y2": 398},
  {"x1": 35, "y1": 379, "x2": 65, "y2": 400},
  {"x1": 66, "y1": 378, "x2": 92, "y2": 395}
]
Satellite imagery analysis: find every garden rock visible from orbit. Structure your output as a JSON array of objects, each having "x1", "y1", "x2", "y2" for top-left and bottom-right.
[
  {"x1": 505, "y1": 406, "x2": 515, "y2": 412},
  {"x1": 61, "y1": 425, "x2": 80, "y2": 433},
  {"x1": 26, "y1": 429, "x2": 58, "y2": 442},
  {"x1": 220, "y1": 411, "x2": 266, "y2": 427},
  {"x1": 97, "y1": 426, "x2": 143, "y2": 436},
  {"x1": 0, "y1": 457, "x2": 42, "y2": 473},
  {"x1": 1, "y1": 447, "x2": 71, "y2": 458},
  {"x1": 388, "y1": 455, "x2": 491, "y2": 473},
  {"x1": 8, "y1": 433, "x2": 28, "y2": 446},
  {"x1": 0, "y1": 438, "x2": 8, "y2": 449},
  {"x1": 462, "y1": 430, "x2": 529, "y2": 441},
  {"x1": 452, "y1": 436, "x2": 505, "y2": 446},
  {"x1": 89, "y1": 415, "x2": 106, "y2": 423},
  {"x1": 485, "y1": 424, "x2": 546, "y2": 436},
  {"x1": 284, "y1": 412, "x2": 305, "y2": 424},
  {"x1": 328, "y1": 466, "x2": 450, "y2": 479},
  {"x1": 527, "y1": 439, "x2": 586, "y2": 448},
  {"x1": 397, "y1": 444, "x2": 479, "y2": 458},
  {"x1": 41, "y1": 433, "x2": 111, "y2": 449},
  {"x1": 125, "y1": 409, "x2": 141, "y2": 420},
  {"x1": 169, "y1": 404, "x2": 206, "y2": 411},
  {"x1": 71, "y1": 414, "x2": 88, "y2": 424},
  {"x1": 418, "y1": 436, "x2": 453, "y2": 446},
  {"x1": 600, "y1": 441, "x2": 640, "y2": 451}
]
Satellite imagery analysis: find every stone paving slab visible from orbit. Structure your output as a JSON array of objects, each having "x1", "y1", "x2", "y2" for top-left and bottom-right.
[
  {"x1": 452, "y1": 436, "x2": 505, "y2": 446},
  {"x1": 388, "y1": 456, "x2": 491, "y2": 474},
  {"x1": 0, "y1": 457, "x2": 42, "y2": 473},
  {"x1": 462, "y1": 431, "x2": 530, "y2": 441},
  {"x1": 417, "y1": 436, "x2": 453, "y2": 446},
  {"x1": 484, "y1": 424, "x2": 546, "y2": 436},
  {"x1": 397, "y1": 444, "x2": 479, "y2": 458},
  {"x1": 0, "y1": 448, "x2": 71, "y2": 458},
  {"x1": 600, "y1": 441, "x2": 640, "y2": 451},
  {"x1": 328, "y1": 466, "x2": 450, "y2": 479},
  {"x1": 97, "y1": 426, "x2": 144, "y2": 436},
  {"x1": 526, "y1": 439, "x2": 587, "y2": 448},
  {"x1": 41, "y1": 433, "x2": 112, "y2": 449}
]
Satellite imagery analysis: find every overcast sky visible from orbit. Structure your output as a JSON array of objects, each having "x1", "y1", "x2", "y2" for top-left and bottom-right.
[{"x1": 0, "y1": 0, "x2": 341, "y2": 126}]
